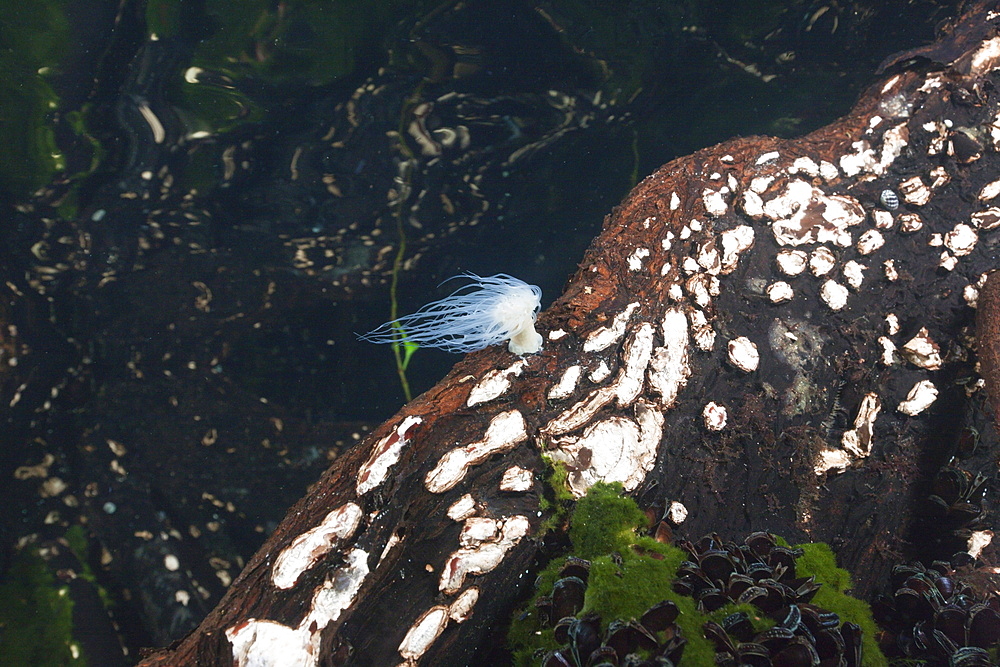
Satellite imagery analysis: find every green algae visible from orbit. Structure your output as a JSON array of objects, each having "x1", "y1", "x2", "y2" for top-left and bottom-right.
[
  {"x1": 0, "y1": 542, "x2": 85, "y2": 666},
  {"x1": 510, "y1": 482, "x2": 888, "y2": 666},
  {"x1": 794, "y1": 542, "x2": 887, "y2": 667}
]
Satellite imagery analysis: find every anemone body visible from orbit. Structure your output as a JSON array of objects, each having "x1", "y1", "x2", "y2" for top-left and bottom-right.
[{"x1": 360, "y1": 273, "x2": 543, "y2": 355}]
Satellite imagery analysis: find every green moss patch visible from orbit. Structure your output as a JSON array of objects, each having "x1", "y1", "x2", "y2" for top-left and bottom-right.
[
  {"x1": 510, "y1": 482, "x2": 888, "y2": 666},
  {"x1": 794, "y1": 542, "x2": 887, "y2": 667},
  {"x1": 0, "y1": 543, "x2": 85, "y2": 666}
]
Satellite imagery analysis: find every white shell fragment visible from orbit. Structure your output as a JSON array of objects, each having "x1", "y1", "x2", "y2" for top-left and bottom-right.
[
  {"x1": 968, "y1": 531, "x2": 994, "y2": 560},
  {"x1": 767, "y1": 282, "x2": 794, "y2": 303},
  {"x1": 719, "y1": 226, "x2": 755, "y2": 273},
  {"x1": 897, "y1": 380, "x2": 938, "y2": 416},
  {"x1": 584, "y1": 303, "x2": 640, "y2": 352},
  {"x1": 702, "y1": 402, "x2": 728, "y2": 431},
  {"x1": 740, "y1": 190, "x2": 765, "y2": 219},
  {"x1": 667, "y1": 501, "x2": 688, "y2": 524},
  {"x1": 357, "y1": 416, "x2": 423, "y2": 496},
  {"x1": 647, "y1": 309, "x2": 692, "y2": 408},
  {"x1": 499, "y1": 466, "x2": 533, "y2": 492},
  {"x1": 809, "y1": 247, "x2": 837, "y2": 276},
  {"x1": 425, "y1": 411, "x2": 528, "y2": 493},
  {"x1": 548, "y1": 402, "x2": 664, "y2": 498},
  {"x1": 842, "y1": 261, "x2": 866, "y2": 290},
  {"x1": 944, "y1": 223, "x2": 978, "y2": 256},
  {"x1": 272, "y1": 503, "x2": 363, "y2": 589},
  {"x1": 814, "y1": 448, "x2": 852, "y2": 475},
  {"x1": 459, "y1": 517, "x2": 499, "y2": 547},
  {"x1": 449, "y1": 587, "x2": 479, "y2": 623},
  {"x1": 702, "y1": 188, "x2": 729, "y2": 216},
  {"x1": 398, "y1": 607, "x2": 449, "y2": 661},
  {"x1": 871, "y1": 209, "x2": 894, "y2": 229},
  {"x1": 979, "y1": 179, "x2": 1000, "y2": 201},
  {"x1": 727, "y1": 337, "x2": 759, "y2": 372},
  {"x1": 899, "y1": 176, "x2": 931, "y2": 206},
  {"x1": 764, "y1": 180, "x2": 864, "y2": 247},
  {"x1": 439, "y1": 515, "x2": 529, "y2": 594},
  {"x1": 547, "y1": 365, "x2": 583, "y2": 401},
  {"x1": 628, "y1": 247, "x2": 651, "y2": 271},
  {"x1": 447, "y1": 494, "x2": 476, "y2": 522},
  {"x1": 939, "y1": 252, "x2": 958, "y2": 272},
  {"x1": 467, "y1": 361, "x2": 526, "y2": 407},
  {"x1": 775, "y1": 249, "x2": 808, "y2": 276},
  {"x1": 841, "y1": 393, "x2": 882, "y2": 458},
  {"x1": 820, "y1": 280, "x2": 849, "y2": 311},
  {"x1": 228, "y1": 549, "x2": 370, "y2": 667},
  {"x1": 898, "y1": 212, "x2": 924, "y2": 233},
  {"x1": 901, "y1": 328, "x2": 942, "y2": 370},
  {"x1": 878, "y1": 336, "x2": 897, "y2": 365},
  {"x1": 856, "y1": 230, "x2": 884, "y2": 255},
  {"x1": 883, "y1": 260, "x2": 899, "y2": 282},
  {"x1": 972, "y1": 207, "x2": 1000, "y2": 230}
]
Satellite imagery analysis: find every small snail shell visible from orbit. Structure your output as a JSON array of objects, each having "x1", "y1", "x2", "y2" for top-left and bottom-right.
[{"x1": 880, "y1": 189, "x2": 899, "y2": 210}]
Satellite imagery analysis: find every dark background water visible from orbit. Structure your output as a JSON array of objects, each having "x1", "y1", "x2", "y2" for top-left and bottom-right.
[{"x1": 0, "y1": 0, "x2": 965, "y2": 662}]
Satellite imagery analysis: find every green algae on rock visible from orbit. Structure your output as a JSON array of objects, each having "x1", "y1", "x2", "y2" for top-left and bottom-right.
[{"x1": 510, "y1": 482, "x2": 887, "y2": 666}]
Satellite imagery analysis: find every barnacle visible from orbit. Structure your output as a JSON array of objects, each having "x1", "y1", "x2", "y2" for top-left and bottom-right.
[{"x1": 359, "y1": 273, "x2": 543, "y2": 355}]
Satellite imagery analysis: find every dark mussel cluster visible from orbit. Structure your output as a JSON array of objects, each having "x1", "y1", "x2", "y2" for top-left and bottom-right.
[
  {"x1": 675, "y1": 532, "x2": 862, "y2": 666},
  {"x1": 925, "y1": 466, "x2": 988, "y2": 537},
  {"x1": 535, "y1": 557, "x2": 687, "y2": 667},
  {"x1": 872, "y1": 557, "x2": 1000, "y2": 665}
]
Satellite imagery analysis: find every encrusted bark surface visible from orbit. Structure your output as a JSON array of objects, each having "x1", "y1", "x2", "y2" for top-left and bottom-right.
[{"x1": 140, "y1": 3, "x2": 1000, "y2": 665}]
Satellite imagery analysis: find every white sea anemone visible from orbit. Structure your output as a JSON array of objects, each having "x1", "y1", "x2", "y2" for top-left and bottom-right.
[{"x1": 360, "y1": 273, "x2": 543, "y2": 355}]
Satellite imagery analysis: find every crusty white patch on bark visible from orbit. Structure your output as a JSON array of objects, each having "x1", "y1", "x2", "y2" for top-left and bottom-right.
[
  {"x1": 357, "y1": 416, "x2": 423, "y2": 496},
  {"x1": 425, "y1": 410, "x2": 528, "y2": 493},
  {"x1": 439, "y1": 515, "x2": 529, "y2": 594},
  {"x1": 466, "y1": 360, "x2": 527, "y2": 407},
  {"x1": 230, "y1": 549, "x2": 370, "y2": 667},
  {"x1": 548, "y1": 401, "x2": 664, "y2": 498},
  {"x1": 583, "y1": 302, "x2": 640, "y2": 352},
  {"x1": 272, "y1": 502, "x2": 363, "y2": 589}
]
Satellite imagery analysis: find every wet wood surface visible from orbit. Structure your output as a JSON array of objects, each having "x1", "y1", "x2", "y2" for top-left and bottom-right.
[{"x1": 137, "y1": 2, "x2": 1000, "y2": 664}]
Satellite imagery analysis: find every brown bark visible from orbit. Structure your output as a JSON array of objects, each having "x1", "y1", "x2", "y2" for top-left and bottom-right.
[{"x1": 140, "y1": 2, "x2": 1000, "y2": 665}]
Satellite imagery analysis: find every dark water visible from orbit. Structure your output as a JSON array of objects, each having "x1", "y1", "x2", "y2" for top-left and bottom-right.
[{"x1": 0, "y1": 0, "x2": 964, "y2": 661}]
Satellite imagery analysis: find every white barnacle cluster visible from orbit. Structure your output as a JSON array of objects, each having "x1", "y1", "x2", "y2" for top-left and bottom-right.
[
  {"x1": 360, "y1": 273, "x2": 543, "y2": 355},
  {"x1": 229, "y1": 546, "x2": 370, "y2": 667}
]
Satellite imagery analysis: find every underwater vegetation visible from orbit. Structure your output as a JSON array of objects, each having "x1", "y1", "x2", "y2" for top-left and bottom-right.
[{"x1": 510, "y1": 483, "x2": 896, "y2": 666}]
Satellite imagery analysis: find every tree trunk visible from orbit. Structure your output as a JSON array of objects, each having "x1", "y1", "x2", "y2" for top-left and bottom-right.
[{"x1": 139, "y1": 2, "x2": 1000, "y2": 664}]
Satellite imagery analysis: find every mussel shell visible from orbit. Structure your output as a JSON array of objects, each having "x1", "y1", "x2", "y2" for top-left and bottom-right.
[
  {"x1": 756, "y1": 626, "x2": 796, "y2": 652},
  {"x1": 560, "y1": 556, "x2": 592, "y2": 583},
  {"x1": 950, "y1": 646, "x2": 993, "y2": 667},
  {"x1": 934, "y1": 605, "x2": 968, "y2": 645},
  {"x1": 745, "y1": 531, "x2": 777, "y2": 558},
  {"x1": 771, "y1": 637, "x2": 821, "y2": 667},
  {"x1": 735, "y1": 642, "x2": 771, "y2": 667},
  {"x1": 640, "y1": 599, "x2": 679, "y2": 633},
  {"x1": 704, "y1": 620, "x2": 738, "y2": 655},
  {"x1": 841, "y1": 622, "x2": 863, "y2": 667},
  {"x1": 552, "y1": 576, "x2": 588, "y2": 621},
  {"x1": 585, "y1": 645, "x2": 618, "y2": 667},
  {"x1": 604, "y1": 619, "x2": 657, "y2": 657},
  {"x1": 700, "y1": 550, "x2": 737, "y2": 583},
  {"x1": 967, "y1": 603, "x2": 1000, "y2": 649},
  {"x1": 696, "y1": 587, "x2": 729, "y2": 613},
  {"x1": 721, "y1": 611, "x2": 755, "y2": 643},
  {"x1": 812, "y1": 627, "x2": 844, "y2": 661},
  {"x1": 543, "y1": 649, "x2": 573, "y2": 667},
  {"x1": 569, "y1": 614, "x2": 602, "y2": 660}
]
